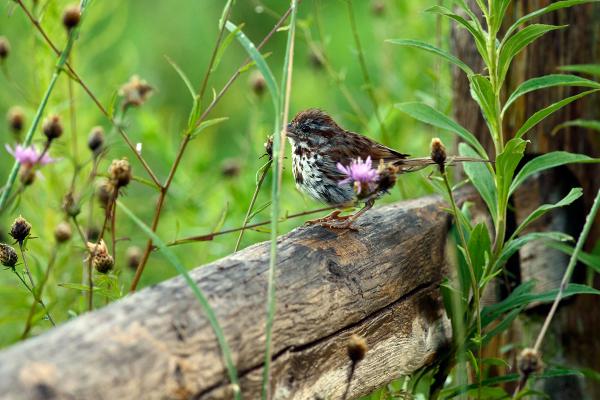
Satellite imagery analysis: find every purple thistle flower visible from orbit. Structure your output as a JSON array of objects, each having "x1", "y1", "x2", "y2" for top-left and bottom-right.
[
  {"x1": 5, "y1": 144, "x2": 55, "y2": 167},
  {"x1": 336, "y1": 156, "x2": 379, "y2": 194}
]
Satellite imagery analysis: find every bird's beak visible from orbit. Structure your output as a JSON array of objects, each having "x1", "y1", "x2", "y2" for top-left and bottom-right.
[{"x1": 286, "y1": 123, "x2": 297, "y2": 139}]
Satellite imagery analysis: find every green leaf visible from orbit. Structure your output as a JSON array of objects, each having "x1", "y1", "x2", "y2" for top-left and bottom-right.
[
  {"x1": 546, "y1": 241, "x2": 600, "y2": 273},
  {"x1": 514, "y1": 89, "x2": 600, "y2": 138},
  {"x1": 385, "y1": 39, "x2": 474, "y2": 76},
  {"x1": 513, "y1": 188, "x2": 583, "y2": 237},
  {"x1": 189, "y1": 117, "x2": 229, "y2": 139},
  {"x1": 504, "y1": 0, "x2": 594, "y2": 39},
  {"x1": 490, "y1": 0, "x2": 512, "y2": 35},
  {"x1": 496, "y1": 137, "x2": 527, "y2": 212},
  {"x1": 395, "y1": 102, "x2": 487, "y2": 157},
  {"x1": 459, "y1": 143, "x2": 498, "y2": 225},
  {"x1": 559, "y1": 63, "x2": 600, "y2": 77},
  {"x1": 503, "y1": 74, "x2": 600, "y2": 116},
  {"x1": 226, "y1": 21, "x2": 279, "y2": 103},
  {"x1": 165, "y1": 56, "x2": 197, "y2": 100},
  {"x1": 58, "y1": 282, "x2": 99, "y2": 292},
  {"x1": 483, "y1": 307, "x2": 522, "y2": 345},
  {"x1": 494, "y1": 231, "x2": 573, "y2": 270},
  {"x1": 510, "y1": 151, "x2": 599, "y2": 195},
  {"x1": 116, "y1": 201, "x2": 240, "y2": 396},
  {"x1": 469, "y1": 74, "x2": 498, "y2": 137},
  {"x1": 498, "y1": 24, "x2": 565, "y2": 85},
  {"x1": 423, "y1": 6, "x2": 488, "y2": 64},
  {"x1": 467, "y1": 222, "x2": 491, "y2": 281},
  {"x1": 552, "y1": 119, "x2": 600, "y2": 135},
  {"x1": 211, "y1": 24, "x2": 240, "y2": 73}
]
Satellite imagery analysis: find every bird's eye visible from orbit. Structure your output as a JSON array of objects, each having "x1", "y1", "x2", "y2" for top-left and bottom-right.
[{"x1": 300, "y1": 123, "x2": 310, "y2": 133}]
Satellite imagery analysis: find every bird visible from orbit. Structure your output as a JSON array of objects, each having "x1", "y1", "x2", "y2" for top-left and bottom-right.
[{"x1": 286, "y1": 108, "x2": 485, "y2": 228}]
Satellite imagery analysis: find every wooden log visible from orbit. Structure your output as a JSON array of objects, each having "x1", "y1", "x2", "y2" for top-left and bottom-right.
[{"x1": 0, "y1": 194, "x2": 468, "y2": 400}]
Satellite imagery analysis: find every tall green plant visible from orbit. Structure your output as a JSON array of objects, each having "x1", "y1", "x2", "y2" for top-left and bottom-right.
[{"x1": 390, "y1": 0, "x2": 600, "y2": 398}]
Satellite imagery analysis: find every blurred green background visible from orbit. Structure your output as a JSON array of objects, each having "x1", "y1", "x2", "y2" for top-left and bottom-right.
[{"x1": 0, "y1": 0, "x2": 453, "y2": 347}]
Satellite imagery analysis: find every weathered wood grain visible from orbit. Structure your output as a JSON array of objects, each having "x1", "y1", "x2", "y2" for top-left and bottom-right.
[{"x1": 0, "y1": 195, "x2": 462, "y2": 400}]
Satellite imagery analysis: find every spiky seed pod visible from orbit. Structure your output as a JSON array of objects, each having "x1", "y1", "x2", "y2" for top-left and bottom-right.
[
  {"x1": 62, "y1": 5, "x2": 81, "y2": 30},
  {"x1": 87, "y1": 126, "x2": 105, "y2": 155},
  {"x1": 249, "y1": 71, "x2": 266, "y2": 96},
  {"x1": 119, "y1": 75, "x2": 153, "y2": 109},
  {"x1": 97, "y1": 181, "x2": 115, "y2": 209},
  {"x1": 7, "y1": 107, "x2": 25, "y2": 133},
  {"x1": 264, "y1": 135, "x2": 274, "y2": 160},
  {"x1": 0, "y1": 36, "x2": 9, "y2": 60},
  {"x1": 10, "y1": 216, "x2": 31, "y2": 244},
  {"x1": 518, "y1": 348, "x2": 543, "y2": 377},
  {"x1": 109, "y1": 158, "x2": 132, "y2": 188},
  {"x1": 86, "y1": 240, "x2": 114, "y2": 273},
  {"x1": 430, "y1": 138, "x2": 447, "y2": 173},
  {"x1": 221, "y1": 158, "x2": 241, "y2": 178},
  {"x1": 19, "y1": 166, "x2": 36, "y2": 186},
  {"x1": 0, "y1": 243, "x2": 18, "y2": 267},
  {"x1": 42, "y1": 115, "x2": 63, "y2": 141},
  {"x1": 54, "y1": 221, "x2": 72, "y2": 243},
  {"x1": 126, "y1": 246, "x2": 142, "y2": 270},
  {"x1": 347, "y1": 334, "x2": 368, "y2": 363},
  {"x1": 62, "y1": 193, "x2": 81, "y2": 217}
]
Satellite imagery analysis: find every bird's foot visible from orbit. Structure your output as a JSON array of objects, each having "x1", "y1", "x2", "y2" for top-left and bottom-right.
[
  {"x1": 318, "y1": 218, "x2": 358, "y2": 231},
  {"x1": 305, "y1": 210, "x2": 350, "y2": 225}
]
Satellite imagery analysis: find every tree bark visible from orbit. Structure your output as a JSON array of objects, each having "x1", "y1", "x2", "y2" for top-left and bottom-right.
[{"x1": 0, "y1": 194, "x2": 474, "y2": 400}]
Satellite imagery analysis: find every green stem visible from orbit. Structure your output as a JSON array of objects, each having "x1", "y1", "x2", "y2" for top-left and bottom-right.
[{"x1": 16, "y1": 245, "x2": 55, "y2": 327}]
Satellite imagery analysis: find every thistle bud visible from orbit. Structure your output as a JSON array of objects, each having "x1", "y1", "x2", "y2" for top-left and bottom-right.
[
  {"x1": 86, "y1": 226, "x2": 100, "y2": 242},
  {"x1": 62, "y1": 192, "x2": 81, "y2": 217},
  {"x1": 0, "y1": 36, "x2": 9, "y2": 60},
  {"x1": 19, "y1": 166, "x2": 36, "y2": 186},
  {"x1": 109, "y1": 158, "x2": 132, "y2": 188},
  {"x1": 430, "y1": 138, "x2": 447, "y2": 172},
  {"x1": 62, "y1": 5, "x2": 81, "y2": 30},
  {"x1": 221, "y1": 158, "x2": 241, "y2": 178},
  {"x1": 86, "y1": 240, "x2": 114, "y2": 273},
  {"x1": 518, "y1": 348, "x2": 543, "y2": 377},
  {"x1": 371, "y1": 0, "x2": 385, "y2": 16},
  {"x1": 376, "y1": 162, "x2": 399, "y2": 193},
  {"x1": 87, "y1": 126, "x2": 105, "y2": 155},
  {"x1": 10, "y1": 216, "x2": 31, "y2": 244},
  {"x1": 7, "y1": 107, "x2": 25, "y2": 134},
  {"x1": 97, "y1": 181, "x2": 115, "y2": 209},
  {"x1": 42, "y1": 115, "x2": 63, "y2": 141},
  {"x1": 249, "y1": 71, "x2": 266, "y2": 97},
  {"x1": 54, "y1": 221, "x2": 72, "y2": 243},
  {"x1": 126, "y1": 246, "x2": 142, "y2": 270},
  {"x1": 119, "y1": 75, "x2": 153, "y2": 109},
  {"x1": 347, "y1": 334, "x2": 368, "y2": 363},
  {"x1": 264, "y1": 135, "x2": 273, "y2": 160},
  {"x1": 0, "y1": 243, "x2": 18, "y2": 267}
]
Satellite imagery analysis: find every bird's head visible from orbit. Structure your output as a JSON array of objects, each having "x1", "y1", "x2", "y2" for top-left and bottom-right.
[{"x1": 286, "y1": 108, "x2": 341, "y2": 146}]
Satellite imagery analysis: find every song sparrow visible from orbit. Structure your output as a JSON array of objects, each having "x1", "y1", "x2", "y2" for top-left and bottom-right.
[{"x1": 286, "y1": 108, "x2": 483, "y2": 228}]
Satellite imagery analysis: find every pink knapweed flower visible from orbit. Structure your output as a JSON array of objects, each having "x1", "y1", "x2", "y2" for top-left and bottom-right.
[
  {"x1": 336, "y1": 156, "x2": 379, "y2": 194},
  {"x1": 5, "y1": 144, "x2": 55, "y2": 167}
]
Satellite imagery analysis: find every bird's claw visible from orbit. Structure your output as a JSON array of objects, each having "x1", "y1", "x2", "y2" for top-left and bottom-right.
[{"x1": 305, "y1": 210, "x2": 350, "y2": 225}]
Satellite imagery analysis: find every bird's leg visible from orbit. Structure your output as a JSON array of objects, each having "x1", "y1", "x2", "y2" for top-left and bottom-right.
[
  {"x1": 320, "y1": 199, "x2": 375, "y2": 230},
  {"x1": 305, "y1": 209, "x2": 351, "y2": 225}
]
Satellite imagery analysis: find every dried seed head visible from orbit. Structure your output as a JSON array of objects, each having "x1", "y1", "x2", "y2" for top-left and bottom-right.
[
  {"x1": 308, "y1": 48, "x2": 325, "y2": 70},
  {"x1": 109, "y1": 158, "x2": 132, "y2": 188},
  {"x1": 0, "y1": 243, "x2": 18, "y2": 267},
  {"x1": 19, "y1": 166, "x2": 36, "y2": 186},
  {"x1": 518, "y1": 348, "x2": 543, "y2": 377},
  {"x1": 7, "y1": 107, "x2": 25, "y2": 133},
  {"x1": 54, "y1": 221, "x2": 72, "y2": 243},
  {"x1": 347, "y1": 334, "x2": 368, "y2": 363},
  {"x1": 62, "y1": 4, "x2": 81, "y2": 30},
  {"x1": 62, "y1": 192, "x2": 81, "y2": 217},
  {"x1": 86, "y1": 240, "x2": 114, "y2": 273},
  {"x1": 119, "y1": 75, "x2": 153, "y2": 109},
  {"x1": 249, "y1": 71, "x2": 266, "y2": 97},
  {"x1": 264, "y1": 135, "x2": 274, "y2": 160},
  {"x1": 42, "y1": 115, "x2": 63, "y2": 141},
  {"x1": 10, "y1": 216, "x2": 32, "y2": 244},
  {"x1": 430, "y1": 138, "x2": 447, "y2": 172},
  {"x1": 126, "y1": 246, "x2": 142, "y2": 270},
  {"x1": 221, "y1": 158, "x2": 241, "y2": 178},
  {"x1": 0, "y1": 36, "x2": 9, "y2": 60},
  {"x1": 87, "y1": 126, "x2": 105, "y2": 155},
  {"x1": 97, "y1": 181, "x2": 115, "y2": 209},
  {"x1": 377, "y1": 162, "x2": 399, "y2": 193},
  {"x1": 371, "y1": 0, "x2": 385, "y2": 16}
]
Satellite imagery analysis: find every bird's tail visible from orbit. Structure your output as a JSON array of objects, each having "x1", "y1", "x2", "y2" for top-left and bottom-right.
[{"x1": 393, "y1": 156, "x2": 492, "y2": 173}]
